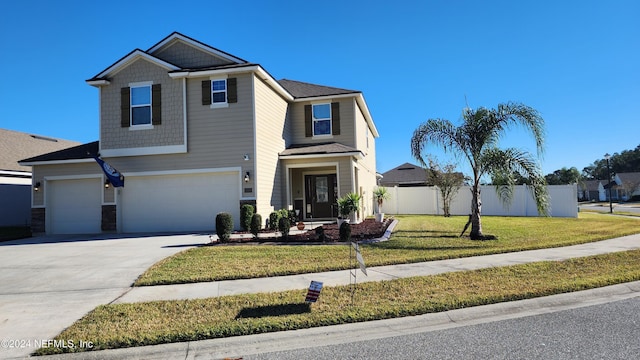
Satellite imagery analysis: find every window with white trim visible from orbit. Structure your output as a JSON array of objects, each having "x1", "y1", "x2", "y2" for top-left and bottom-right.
[
  {"x1": 312, "y1": 103, "x2": 331, "y2": 136},
  {"x1": 130, "y1": 84, "x2": 151, "y2": 126},
  {"x1": 211, "y1": 79, "x2": 227, "y2": 104}
]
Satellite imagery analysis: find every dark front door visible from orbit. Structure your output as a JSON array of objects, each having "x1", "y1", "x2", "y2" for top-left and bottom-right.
[{"x1": 305, "y1": 174, "x2": 337, "y2": 219}]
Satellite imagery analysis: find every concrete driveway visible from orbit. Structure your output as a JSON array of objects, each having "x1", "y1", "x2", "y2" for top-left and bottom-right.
[{"x1": 0, "y1": 233, "x2": 204, "y2": 359}]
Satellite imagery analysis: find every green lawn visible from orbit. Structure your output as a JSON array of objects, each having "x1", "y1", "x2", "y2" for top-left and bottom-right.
[
  {"x1": 36, "y1": 249, "x2": 640, "y2": 355},
  {"x1": 135, "y1": 213, "x2": 640, "y2": 286}
]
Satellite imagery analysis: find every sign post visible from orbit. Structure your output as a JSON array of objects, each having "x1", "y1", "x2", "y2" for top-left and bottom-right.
[{"x1": 349, "y1": 241, "x2": 367, "y2": 305}]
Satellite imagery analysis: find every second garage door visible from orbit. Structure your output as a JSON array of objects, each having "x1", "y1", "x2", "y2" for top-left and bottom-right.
[{"x1": 120, "y1": 172, "x2": 240, "y2": 233}]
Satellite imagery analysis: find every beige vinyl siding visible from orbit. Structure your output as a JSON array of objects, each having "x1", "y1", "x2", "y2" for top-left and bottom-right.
[
  {"x1": 253, "y1": 74, "x2": 289, "y2": 216},
  {"x1": 289, "y1": 98, "x2": 356, "y2": 147},
  {"x1": 93, "y1": 72, "x2": 255, "y2": 173},
  {"x1": 100, "y1": 58, "x2": 184, "y2": 150},
  {"x1": 151, "y1": 40, "x2": 235, "y2": 69}
]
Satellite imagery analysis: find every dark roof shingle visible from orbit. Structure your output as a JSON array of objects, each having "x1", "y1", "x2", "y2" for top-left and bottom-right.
[{"x1": 278, "y1": 79, "x2": 360, "y2": 99}]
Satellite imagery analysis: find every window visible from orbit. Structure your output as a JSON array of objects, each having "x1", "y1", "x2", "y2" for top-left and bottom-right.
[
  {"x1": 130, "y1": 85, "x2": 151, "y2": 126},
  {"x1": 211, "y1": 79, "x2": 227, "y2": 104},
  {"x1": 312, "y1": 103, "x2": 331, "y2": 136}
]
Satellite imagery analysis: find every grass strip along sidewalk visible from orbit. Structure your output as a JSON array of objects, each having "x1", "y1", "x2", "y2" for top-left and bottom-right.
[
  {"x1": 136, "y1": 214, "x2": 640, "y2": 286},
  {"x1": 36, "y1": 249, "x2": 640, "y2": 355}
]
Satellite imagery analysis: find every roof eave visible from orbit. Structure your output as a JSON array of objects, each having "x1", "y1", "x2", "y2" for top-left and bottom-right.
[
  {"x1": 170, "y1": 65, "x2": 294, "y2": 101},
  {"x1": 18, "y1": 158, "x2": 95, "y2": 166},
  {"x1": 279, "y1": 151, "x2": 363, "y2": 160},
  {"x1": 88, "y1": 49, "x2": 181, "y2": 84}
]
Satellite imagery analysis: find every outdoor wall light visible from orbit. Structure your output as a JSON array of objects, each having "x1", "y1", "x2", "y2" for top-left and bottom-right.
[
  {"x1": 243, "y1": 154, "x2": 250, "y2": 161},
  {"x1": 244, "y1": 172, "x2": 250, "y2": 183},
  {"x1": 34, "y1": 181, "x2": 41, "y2": 192},
  {"x1": 104, "y1": 179, "x2": 111, "y2": 189}
]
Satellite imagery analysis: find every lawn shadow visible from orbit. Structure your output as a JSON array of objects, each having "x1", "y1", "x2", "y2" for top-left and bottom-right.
[{"x1": 236, "y1": 302, "x2": 311, "y2": 319}]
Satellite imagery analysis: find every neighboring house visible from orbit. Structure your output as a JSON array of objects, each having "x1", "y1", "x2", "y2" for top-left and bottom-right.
[
  {"x1": 578, "y1": 179, "x2": 601, "y2": 202},
  {"x1": 578, "y1": 172, "x2": 640, "y2": 202},
  {"x1": 379, "y1": 163, "x2": 429, "y2": 187},
  {"x1": 0, "y1": 129, "x2": 79, "y2": 226},
  {"x1": 19, "y1": 32, "x2": 379, "y2": 235},
  {"x1": 607, "y1": 172, "x2": 640, "y2": 201}
]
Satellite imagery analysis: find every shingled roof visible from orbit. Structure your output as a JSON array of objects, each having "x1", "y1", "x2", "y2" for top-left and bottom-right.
[
  {"x1": 379, "y1": 162, "x2": 429, "y2": 187},
  {"x1": 0, "y1": 129, "x2": 81, "y2": 173},
  {"x1": 19, "y1": 141, "x2": 98, "y2": 164},
  {"x1": 279, "y1": 142, "x2": 361, "y2": 157},
  {"x1": 278, "y1": 79, "x2": 360, "y2": 99}
]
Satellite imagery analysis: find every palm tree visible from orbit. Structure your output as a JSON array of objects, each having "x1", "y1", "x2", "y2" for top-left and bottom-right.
[{"x1": 411, "y1": 102, "x2": 549, "y2": 240}]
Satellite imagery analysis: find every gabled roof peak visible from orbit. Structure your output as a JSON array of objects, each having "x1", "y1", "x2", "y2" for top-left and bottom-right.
[{"x1": 147, "y1": 32, "x2": 247, "y2": 64}]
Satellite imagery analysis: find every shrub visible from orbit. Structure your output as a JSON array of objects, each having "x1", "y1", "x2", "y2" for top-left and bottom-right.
[
  {"x1": 278, "y1": 216, "x2": 290, "y2": 239},
  {"x1": 339, "y1": 221, "x2": 351, "y2": 242},
  {"x1": 215, "y1": 212, "x2": 233, "y2": 243},
  {"x1": 250, "y1": 213, "x2": 262, "y2": 238},
  {"x1": 240, "y1": 204, "x2": 254, "y2": 231},
  {"x1": 268, "y1": 211, "x2": 281, "y2": 231}
]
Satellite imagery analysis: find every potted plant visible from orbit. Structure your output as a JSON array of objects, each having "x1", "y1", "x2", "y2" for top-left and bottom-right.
[
  {"x1": 337, "y1": 196, "x2": 351, "y2": 227},
  {"x1": 337, "y1": 192, "x2": 361, "y2": 225},
  {"x1": 373, "y1": 186, "x2": 390, "y2": 222}
]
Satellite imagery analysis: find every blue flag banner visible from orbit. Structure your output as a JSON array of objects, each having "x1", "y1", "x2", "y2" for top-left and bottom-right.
[{"x1": 93, "y1": 156, "x2": 125, "y2": 187}]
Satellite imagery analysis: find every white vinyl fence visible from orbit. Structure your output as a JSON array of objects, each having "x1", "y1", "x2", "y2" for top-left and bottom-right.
[{"x1": 382, "y1": 185, "x2": 578, "y2": 218}]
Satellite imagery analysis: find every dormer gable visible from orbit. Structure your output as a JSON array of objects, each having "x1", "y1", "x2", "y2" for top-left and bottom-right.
[
  {"x1": 147, "y1": 32, "x2": 247, "y2": 69},
  {"x1": 86, "y1": 49, "x2": 180, "y2": 86}
]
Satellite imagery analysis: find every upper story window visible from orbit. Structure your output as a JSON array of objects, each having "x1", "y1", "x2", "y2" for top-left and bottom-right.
[
  {"x1": 212, "y1": 79, "x2": 227, "y2": 104},
  {"x1": 312, "y1": 103, "x2": 332, "y2": 136},
  {"x1": 131, "y1": 84, "x2": 151, "y2": 126},
  {"x1": 201, "y1": 77, "x2": 237, "y2": 108},
  {"x1": 120, "y1": 82, "x2": 161, "y2": 128},
  {"x1": 304, "y1": 102, "x2": 340, "y2": 138}
]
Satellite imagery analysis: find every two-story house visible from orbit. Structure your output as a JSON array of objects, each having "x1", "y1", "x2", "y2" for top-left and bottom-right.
[{"x1": 19, "y1": 32, "x2": 379, "y2": 235}]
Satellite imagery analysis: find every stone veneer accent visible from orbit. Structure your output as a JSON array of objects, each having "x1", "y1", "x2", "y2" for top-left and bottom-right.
[
  {"x1": 102, "y1": 205, "x2": 117, "y2": 232},
  {"x1": 31, "y1": 208, "x2": 45, "y2": 233}
]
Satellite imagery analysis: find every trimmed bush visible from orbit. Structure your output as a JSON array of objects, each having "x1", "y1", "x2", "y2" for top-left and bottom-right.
[
  {"x1": 278, "y1": 216, "x2": 290, "y2": 239},
  {"x1": 215, "y1": 212, "x2": 233, "y2": 243},
  {"x1": 268, "y1": 211, "x2": 281, "y2": 231},
  {"x1": 250, "y1": 214, "x2": 262, "y2": 238},
  {"x1": 339, "y1": 221, "x2": 351, "y2": 242},
  {"x1": 240, "y1": 204, "x2": 254, "y2": 232}
]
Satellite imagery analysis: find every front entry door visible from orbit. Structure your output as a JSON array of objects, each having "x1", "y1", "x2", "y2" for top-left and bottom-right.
[{"x1": 305, "y1": 174, "x2": 337, "y2": 219}]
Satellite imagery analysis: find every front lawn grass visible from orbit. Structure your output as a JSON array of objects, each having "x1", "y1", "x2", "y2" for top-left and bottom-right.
[
  {"x1": 36, "y1": 249, "x2": 640, "y2": 355},
  {"x1": 135, "y1": 213, "x2": 640, "y2": 286}
]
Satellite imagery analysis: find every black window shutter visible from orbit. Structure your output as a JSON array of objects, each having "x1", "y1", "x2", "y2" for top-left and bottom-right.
[
  {"x1": 201, "y1": 80, "x2": 211, "y2": 105},
  {"x1": 227, "y1": 78, "x2": 237, "y2": 103},
  {"x1": 304, "y1": 104, "x2": 312, "y2": 137},
  {"x1": 331, "y1": 102, "x2": 340, "y2": 135},
  {"x1": 120, "y1": 87, "x2": 130, "y2": 127},
  {"x1": 152, "y1": 84, "x2": 161, "y2": 125}
]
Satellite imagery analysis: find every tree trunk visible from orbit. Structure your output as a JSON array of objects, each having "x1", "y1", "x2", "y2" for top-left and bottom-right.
[{"x1": 470, "y1": 183, "x2": 483, "y2": 240}]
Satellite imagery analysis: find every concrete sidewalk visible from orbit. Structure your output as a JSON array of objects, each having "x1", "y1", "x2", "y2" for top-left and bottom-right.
[{"x1": 115, "y1": 233, "x2": 640, "y2": 304}]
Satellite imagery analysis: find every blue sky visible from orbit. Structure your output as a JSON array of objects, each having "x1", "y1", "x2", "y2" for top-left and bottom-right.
[{"x1": 1, "y1": 0, "x2": 638, "y2": 175}]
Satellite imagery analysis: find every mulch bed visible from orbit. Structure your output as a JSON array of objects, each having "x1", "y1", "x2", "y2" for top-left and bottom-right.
[{"x1": 223, "y1": 218, "x2": 394, "y2": 244}]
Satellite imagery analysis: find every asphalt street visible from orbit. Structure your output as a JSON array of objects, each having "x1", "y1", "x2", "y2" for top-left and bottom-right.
[{"x1": 246, "y1": 297, "x2": 640, "y2": 360}]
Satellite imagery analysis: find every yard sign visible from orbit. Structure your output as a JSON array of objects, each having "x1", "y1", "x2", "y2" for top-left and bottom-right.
[{"x1": 305, "y1": 280, "x2": 323, "y2": 303}]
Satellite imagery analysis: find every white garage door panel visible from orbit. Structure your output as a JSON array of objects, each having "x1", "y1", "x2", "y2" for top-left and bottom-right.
[
  {"x1": 121, "y1": 172, "x2": 239, "y2": 233},
  {"x1": 49, "y1": 178, "x2": 102, "y2": 234}
]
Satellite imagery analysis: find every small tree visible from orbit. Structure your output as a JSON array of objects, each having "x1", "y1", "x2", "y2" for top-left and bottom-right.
[
  {"x1": 337, "y1": 192, "x2": 361, "y2": 221},
  {"x1": 250, "y1": 213, "x2": 262, "y2": 238},
  {"x1": 240, "y1": 204, "x2": 254, "y2": 231},
  {"x1": 425, "y1": 158, "x2": 465, "y2": 217},
  {"x1": 215, "y1": 212, "x2": 233, "y2": 243}
]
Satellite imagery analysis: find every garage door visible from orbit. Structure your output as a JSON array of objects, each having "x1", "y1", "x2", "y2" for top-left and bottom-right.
[
  {"x1": 121, "y1": 172, "x2": 240, "y2": 233},
  {"x1": 48, "y1": 178, "x2": 102, "y2": 234}
]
